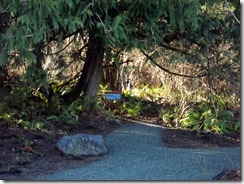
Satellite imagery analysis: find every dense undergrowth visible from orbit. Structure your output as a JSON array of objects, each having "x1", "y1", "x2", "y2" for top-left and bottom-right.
[
  {"x1": 0, "y1": 81, "x2": 240, "y2": 136},
  {"x1": 101, "y1": 85, "x2": 240, "y2": 135}
]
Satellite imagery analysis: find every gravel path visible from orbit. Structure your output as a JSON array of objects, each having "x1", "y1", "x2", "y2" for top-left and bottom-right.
[{"x1": 37, "y1": 122, "x2": 240, "y2": 181}]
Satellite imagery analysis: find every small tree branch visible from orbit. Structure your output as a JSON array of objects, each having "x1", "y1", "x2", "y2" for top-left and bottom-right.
[
  {"x1": 160, "y1": 43, "x2": 193, "y2": 56},
  {"x1": 140, "y1": 49, "x2": 207, "y2": 78},
  {"x1": 103, "y1": 59, "x2": 133, "y2": 68},
  {"x1": 224, "y1": 0, "x2": 240, "y2": 24},
  {"x1": 42, "y1": 37, "x2": 75, "y2": 55},
  {"x1": 55, "y1": 71, "x2": 81, "y2": 91}
]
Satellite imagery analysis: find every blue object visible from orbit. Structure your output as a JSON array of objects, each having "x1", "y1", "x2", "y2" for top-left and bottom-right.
[{"x1": 105, "y1": 93, "x2": 121, "y2": 100}]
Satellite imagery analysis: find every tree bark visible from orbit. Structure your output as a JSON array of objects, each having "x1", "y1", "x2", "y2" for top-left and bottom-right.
[{"x1": 63, "y1": 31, "x2": 105, "y2": 102}]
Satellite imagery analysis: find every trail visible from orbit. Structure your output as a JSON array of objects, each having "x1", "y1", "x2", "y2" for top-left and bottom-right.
[{"x1": 37, "y1": 122, "x2": 240, "y2": 180}]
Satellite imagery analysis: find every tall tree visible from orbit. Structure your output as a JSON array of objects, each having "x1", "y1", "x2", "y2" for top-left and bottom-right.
[{"x1": 0, "y1": 0, "x2": 240, "y2": 102}]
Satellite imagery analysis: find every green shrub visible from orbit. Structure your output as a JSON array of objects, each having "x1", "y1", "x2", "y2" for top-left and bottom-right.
[
  {"x1": 180, "y1": 108, "x2": 202, "y2": 130},
  {"x1": 120, "y1": 101, "x2": 142, "y2": 118},
  {"x1": 179, "y1": 104, "x2": 239, "y2": 134}
]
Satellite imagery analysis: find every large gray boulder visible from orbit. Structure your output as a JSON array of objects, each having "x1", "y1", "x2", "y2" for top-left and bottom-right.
[{"x1": 56, "y1": 133, "x2": 107, "y2": 157}]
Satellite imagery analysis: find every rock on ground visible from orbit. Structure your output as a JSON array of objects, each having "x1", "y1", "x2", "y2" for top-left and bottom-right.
[{"x1": 56, "y1": 133, "x2": 107, "y2": 157}]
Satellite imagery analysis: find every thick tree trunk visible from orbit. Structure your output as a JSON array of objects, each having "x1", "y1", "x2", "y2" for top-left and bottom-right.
[{"x1": 63, "y1": 32, "x2": 105, "y2": 102}]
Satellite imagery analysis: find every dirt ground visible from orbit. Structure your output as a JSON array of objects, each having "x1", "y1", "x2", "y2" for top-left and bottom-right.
[{"x1": 0, "y1": 115, "x2": 240, "y2": 181}]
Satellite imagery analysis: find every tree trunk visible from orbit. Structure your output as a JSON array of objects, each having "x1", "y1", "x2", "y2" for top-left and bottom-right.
[{"x1": 63, "y1": 32, "x2": 105, "y2": 102}]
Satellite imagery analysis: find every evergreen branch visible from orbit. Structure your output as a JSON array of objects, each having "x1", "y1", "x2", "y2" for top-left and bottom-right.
[
  {"x1": 95, "y1": 12, "x2": 113, "y2": 35},
  {"x1": 80, "y1": 2, "x2": 93, "y2": 16},
  {"x1": 48, "y1": 29, "x2": 83, "y2": 44},
  {"x1": 3, "y1": 34, "x2": 33, "y2": 38},
  {"x1": 140, "y1": 49, "x2": 207, "y2": 78}
]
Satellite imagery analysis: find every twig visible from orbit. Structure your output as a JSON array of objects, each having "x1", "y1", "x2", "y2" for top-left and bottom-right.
[
  {"x1": 42, "y1": 37, "x2": 75, "y2": 55},
  {"x1": 95, "y1": 13, "x2": 113, "y2": 35},
  {"x1": 4, "y1": 34, "x2": 34, "y2": 38},
  {"x1": 103, "y1": 59, "x2": 134, "y2": 68},
  {"x1": 80, "y1": 2, "x2": 93, "y2": 16},
  {"x1": 224, "y1": 0, "x2": 240, "y2": 24}
]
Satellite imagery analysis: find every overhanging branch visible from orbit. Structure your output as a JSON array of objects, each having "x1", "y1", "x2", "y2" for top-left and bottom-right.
[
  {"x1": 140, "y1": 50, "x2": 207, "y2": 78},
  {"x1": 160, "y1": 43, "x2": 193, "y2": 56}
]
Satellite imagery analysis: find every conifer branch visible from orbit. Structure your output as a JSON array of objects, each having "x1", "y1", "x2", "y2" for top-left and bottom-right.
[{"x1": 140, "y1": 49, "x2": 207, "y2": 78}]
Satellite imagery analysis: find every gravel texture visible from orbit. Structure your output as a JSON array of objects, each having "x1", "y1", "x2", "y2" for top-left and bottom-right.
[{"x1": 36, "y1": 122, "x2": 240, "y2": 181}]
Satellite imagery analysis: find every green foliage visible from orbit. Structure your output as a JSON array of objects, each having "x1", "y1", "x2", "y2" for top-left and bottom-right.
[
  {"x1": 121, "y1": 101, "x2": 142, "y2": 118},
  {"x1": 99, "y1": 84, "x2": 110, "y2": 94},
  {"x1": 0, "y1": 0, "x2": 240, "y2": 137},
  {"x1": 159, "y1": 108, "x2": 178, "y2": 127},
  {"x1": 58, "y1": 110, "x2": 79, "y2": 125},
  {"x1": 178, "y1": 99, "x2": 239, "y2": 134},
  {"x1": 0, "y1": 0, "x2": 207, "y2": 66},
  {"x1": 45, "y1": 98, "x2": 98, "y2": 126},
  {"x1": 101, "y1": 84, "x2": 240, "y2": 135},
  {"x1": 124, "y1": 85, "x2": 164, "y2": 103}
]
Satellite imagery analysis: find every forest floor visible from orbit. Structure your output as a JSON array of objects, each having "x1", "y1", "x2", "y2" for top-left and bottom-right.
[{"x1": 0, "y1": 113, "x2": 240, "y2": 181}]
